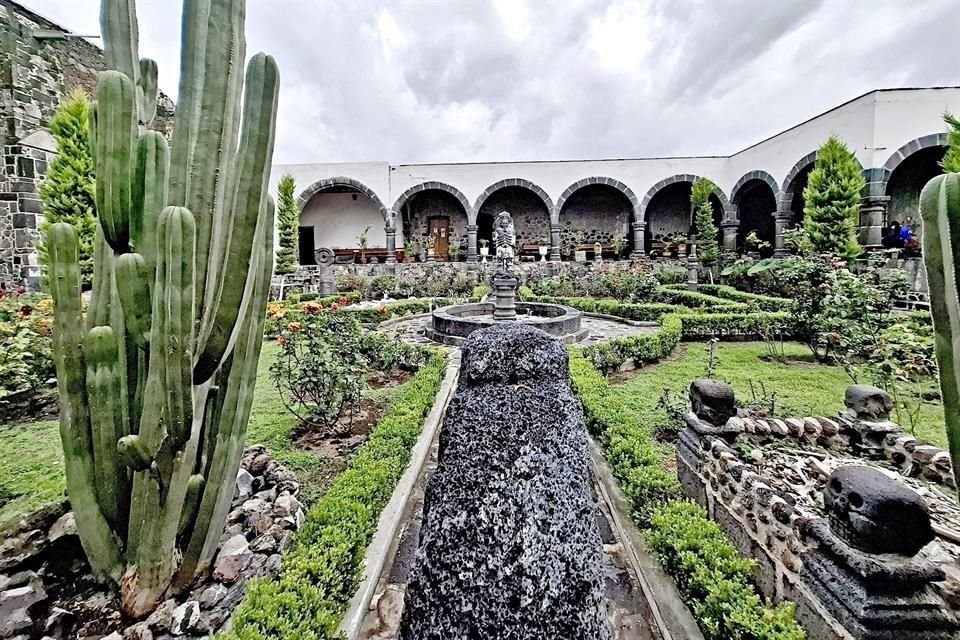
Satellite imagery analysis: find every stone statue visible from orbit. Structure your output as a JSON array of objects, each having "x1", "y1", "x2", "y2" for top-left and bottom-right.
[{"x1": 492, "y1": 211, "x2": 515, "y2": 276}]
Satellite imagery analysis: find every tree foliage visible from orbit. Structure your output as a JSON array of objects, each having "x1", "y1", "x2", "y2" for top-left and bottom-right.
[
  {"x1": 943, "y1": 112, "x2": 960, "y2": 174},
  {"x1": 275, "y1": 173, "x2": 299, "y2": 274},
  {"x1": 691, "y1": 178, "x2": 719, "y2": 267},
  {"x1": 37, "y1": 88, "x2": 96, "y2": 288},
  {"x1": 803, "y1": 136, "x2": 864, "y2": 261}
]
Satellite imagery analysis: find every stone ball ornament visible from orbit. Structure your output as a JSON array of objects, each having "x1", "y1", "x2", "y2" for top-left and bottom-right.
[{"x1": 824, "y1": 465, "x2": 934, "y2": 557}]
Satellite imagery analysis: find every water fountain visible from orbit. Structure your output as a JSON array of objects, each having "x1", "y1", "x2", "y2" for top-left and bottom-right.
[{"x1": 425, "y1": 211, "x2": 587, "y2": 345}]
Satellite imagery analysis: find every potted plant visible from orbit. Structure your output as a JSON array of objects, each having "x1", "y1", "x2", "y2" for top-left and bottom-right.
[
  {"x1": 448, "y1": 239, "x2": 460, "y2": 262},
  {"x1": 611, "y1": 233, "x2": 626, "y2": 260},
  {"x1": 673, "y1": 232, "x2": 688, "y2": 258},
  {"x1": 357, "y1": 225, "x2": 371, "y2": 264},
  {"x1": 425, "y1": 233, "x2": 436, "y2": 262},
  {"x1": 744, "y1": 231, "x2": 761, "y2": 259},
  {"x1": 539, "y1": 239, "x2": 549, "y2": 262},
  {"x1": 574, "y1": 232, "x2": 587, "y2": 262},
  {"x1": 402, "y1": 239, "x2": 415, "y2": 263},
  {"x1": 479, "y1": 238, "x2": 490, "y2": 262}
]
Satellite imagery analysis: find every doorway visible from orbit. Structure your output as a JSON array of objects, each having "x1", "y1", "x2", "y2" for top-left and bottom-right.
[
  {"x1": 429, "y1": 217, "x2": 450, "y2": 260},
  {"x1": 299, "y1": 226, "x2": 316, "y2": 265}
]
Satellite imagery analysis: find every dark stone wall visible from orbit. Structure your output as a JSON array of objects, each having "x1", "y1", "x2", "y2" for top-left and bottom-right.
[
  {"x1": 404, "y1": 190, "x2": 470, "y2": 253},
  {"x1": 558, "y1": 184, "x2": 630, "y2": 249},
  {"x1": 0, "y1": 0, "x2": 174, "y2": 288},
  {"x1": 400, "y1": 324, "x2": 610, "y2": 640},
  {"x1": 737, "y1": 180, "x2": 777, "y2": 246},
  {"x1": 886, "y1": 146, "x2": 946, "y2": 225},
  {"x1": 477, "y1": 186, "x2": 551, "y2": 248}
]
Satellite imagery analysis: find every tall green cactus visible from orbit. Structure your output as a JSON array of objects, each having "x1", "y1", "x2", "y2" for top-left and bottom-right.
[
  {"x1": 46, "y1": 0, "x2": 279, "y2": 617},
  {"x1": 920, "y1": 172, "x2": 960, "y2": 492}
]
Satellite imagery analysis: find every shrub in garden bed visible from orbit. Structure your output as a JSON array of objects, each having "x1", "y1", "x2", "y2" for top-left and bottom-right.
[
  {"x1": 0, "y1": 291, "x2": 55, "y2": 412},
  {"x1": 696, "y1": 284, "x2": 792, "y2": 312},
  {"x1": 225, "y1": 350, "x2": 448, "y2": 639},
  {"x1": 569, "y1": 350, "x2": 806, "y2": 639},
  {"x1": 271, "y1": 307, "x2": 424, "y2": 430}
]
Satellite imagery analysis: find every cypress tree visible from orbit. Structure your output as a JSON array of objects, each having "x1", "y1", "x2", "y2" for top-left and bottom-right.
[
  {"x1": 803, "y1": 136, "x2": 865, "y2": 261},
  {"x1": 275, "y1": 173, "x2": 299, "y2": 274},
  {"x1": 691, "y1": 178, "x2": 719, "y2": 267},
  {"x1": 37, "y1": 88, "x2": 96, "y2": 288},
  {"x1": 942, "y1": 112, "x2": 960, "y2": 174}
]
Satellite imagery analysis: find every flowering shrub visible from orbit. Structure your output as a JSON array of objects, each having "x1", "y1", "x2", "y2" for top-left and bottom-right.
[
  {"x1": 0, "y1": 290, "x2": 55, "y2": 399},
  {"x1": 270, "y1": 306, "x2": 424, "y2": 430}
]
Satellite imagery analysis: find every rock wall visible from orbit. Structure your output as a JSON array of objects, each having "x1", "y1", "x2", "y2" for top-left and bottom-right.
[
  {"x1": 0, "y1": 0, "x2": 174, "y2": 288},
  {"x1": 399, "y1": 324, "x2": 610, "y2": 640}
]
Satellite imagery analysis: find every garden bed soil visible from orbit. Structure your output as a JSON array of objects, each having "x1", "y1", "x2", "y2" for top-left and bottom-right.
[{"x1": 0, "y1": 386, "x2": 58, "y2": 425}]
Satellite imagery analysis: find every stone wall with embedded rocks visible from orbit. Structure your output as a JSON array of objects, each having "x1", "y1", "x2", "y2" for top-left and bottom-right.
[
  {"x1": 399, "y1": 324, "x2": 611, "y2": 639},
  {"x1": 0, "y1": 0, "x2": 174, "y2": 289},
  {"x1": 0, "y1": 445, "x2": 303, "y2": 640},
  {"x1": 678, "y1": 381, "x2": 960, "y2": 640},
  {"x1": 558, "y1": 184, "x2": 631, "y2": 250},
  {"x1": 476, "y1": 186, "x2": 552, "y2": 248},
  {"x1": 403, "y1": 191, "x2": 470, "y2": 257}
]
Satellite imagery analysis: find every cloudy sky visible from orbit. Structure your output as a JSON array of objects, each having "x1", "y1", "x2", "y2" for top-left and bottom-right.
[{"x1": 23, "y1": 0, "x2": 960, "y2": 165}]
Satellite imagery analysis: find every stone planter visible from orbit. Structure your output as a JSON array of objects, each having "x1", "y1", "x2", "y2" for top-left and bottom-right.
[
  {"x1": 539, "y1": 246, "x2": 548, "y2": 262},
  {"x1": 575, "y1": 250, "x2": 587, "y2": 262}
]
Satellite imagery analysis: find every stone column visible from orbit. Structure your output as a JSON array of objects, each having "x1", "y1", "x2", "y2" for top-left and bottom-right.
[
  {"x1": 549, "y1": 223, "x2": 561, "y2": 262},
  {"x1": 385, "y1": 226, "x2": 397, "y2": 264},
  {"x1": 720, "y1": 220, "x2": 738, "y2": 252},
  {"x1": 773, "y1": 210, "x2": 792, "y2": 257},
  {"x1": 629, "y1": 220, "x2": 646, "y2": 258},
  {"x1": 686, "y1": 242, "x2": 699, "y2": 291},
  {"x1": 466, "y1": 224, "x2": 479, "y2": 264},
  {"x1": 859, "y1": 195, "x2": 889, "y2": 251}
]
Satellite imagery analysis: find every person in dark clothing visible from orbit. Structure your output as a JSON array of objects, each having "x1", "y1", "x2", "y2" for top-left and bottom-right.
[{"x1": 884, "y1": 221, "x2": 901, "y2": 249}]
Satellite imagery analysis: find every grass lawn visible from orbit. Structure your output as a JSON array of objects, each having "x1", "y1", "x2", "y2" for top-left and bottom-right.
[
  {"x1": 613, "y1": 341, "x2": 949, "y2": 449},
  {"x1": 0, "y1": 340, "x2": 409, "y2": 531}
]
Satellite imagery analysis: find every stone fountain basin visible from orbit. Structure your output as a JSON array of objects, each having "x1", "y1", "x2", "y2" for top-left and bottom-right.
[{"x1": 425, "y1": 302, "x2": 586, "y2": 346}]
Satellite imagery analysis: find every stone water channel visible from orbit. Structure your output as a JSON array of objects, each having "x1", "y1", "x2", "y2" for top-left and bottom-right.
[{"x1": 335, "y1": 315, "x2": 700, "y2": 640}]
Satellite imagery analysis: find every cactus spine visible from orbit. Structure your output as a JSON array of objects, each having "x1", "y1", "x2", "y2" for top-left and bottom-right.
[
  {"x1": 919, "y1": 172, "x2": 960, "y2": 492},
  {"x1": 46, "y1": 0, "x2": 279, "y2": 617}
]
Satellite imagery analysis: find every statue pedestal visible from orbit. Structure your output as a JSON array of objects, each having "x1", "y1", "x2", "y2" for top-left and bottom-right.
[{"x1": 493, "y1": 276, "x2": 518, "y2": 321}]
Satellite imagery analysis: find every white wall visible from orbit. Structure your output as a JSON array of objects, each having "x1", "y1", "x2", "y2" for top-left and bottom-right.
[
  {"x1": 300, "y1": 192, "x2": 387, "y2": 249},
  {"x1": 272, "y1": 87, "x2": 960, "y2": 239}
]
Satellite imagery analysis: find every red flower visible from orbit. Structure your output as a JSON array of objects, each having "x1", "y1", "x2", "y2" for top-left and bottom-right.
[
  {"x1": 338, "y1": 296, "x2": 349, "y2": 305},
  {"x1": 16, "y1": 286, "x2": 25, "y2": 295},
  {"x1": 288, "y1": 321, "x2": 302, "y2": 332},
  {"x1": 378, "y1": 305, "x2": 388, "y2": 315},
  {"x1": 331, "y1": 302, "x2": 341, "y2": 311},
  {"x1": 277, "y1": 336, "x2": 287, "y2": 345}
]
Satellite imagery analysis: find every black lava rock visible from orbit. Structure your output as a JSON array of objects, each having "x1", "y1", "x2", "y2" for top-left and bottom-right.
[
  {"x1": 399, "y1": 323, "x2": 610, "y2": 640},
  {"x1": 689, "y1": 378, "x2": 736, "y2": 426}
]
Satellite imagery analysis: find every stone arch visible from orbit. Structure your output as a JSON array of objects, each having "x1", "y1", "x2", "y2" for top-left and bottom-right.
[
  {"x1": 778, "y1": 151, "x2": 818, "y2": 213},
  {"x1": 638, "y1": 173, "x2": 729, "y2": 222},
  {"x1": 296, "y1": 176, "x2": 392, "y2": 227},
  {"x1": 730, "y1": 170, "x2": 780, "y2": 209},
  {"x1": 878, "y1": 133, "x2": 950, "y2": 191},
  {"x1": 473, "y1": 178, "x2": 555, "y2": 224},
  {"x1": 392, "y1": 181, "x2": 472, "y2": 220},
  {"x1": 555, "y1": 176, "x2": 640, "y2": 224}
]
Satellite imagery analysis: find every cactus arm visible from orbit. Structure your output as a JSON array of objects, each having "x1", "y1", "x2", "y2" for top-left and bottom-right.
[
  {"x1": 88, "y1": 100, "x2": 98, "y2": 163},
  {"x1": 189, "y1": 0, "x2": 246, "y2": 311},
  {"x1": 100, "y1": 0, "x2": 140, "y2": 84},
  {"x1": 115, "y1": 253, "x2": 152, "y2": 347},
  {"x1": 193, "y1": 53, "x2": 279, "y2": 382},
  {"x1": 48, "y1": 223, "x2": 125, "y2": 582},
  {"x1": 174, "y1": 197, "x2": 274, "y2": 588},
  {"x1": 167, "y1": 0, "x2": 211, "y2": 205},
  {"x1": 131, "y1": 131, "x2": 169, "y2": 280},
  {"x1": 85, "y1": 326, "x2": 128, "y2": 532},
  {"x1": 137, "y1": 58, "x2": 158, "y2": 124},
  {"x1": 920, "y1": 172, "x2": 960, "y2": 491},
  {"x1": 95, "y1": 71, "x2": 137, "y2": 251}
]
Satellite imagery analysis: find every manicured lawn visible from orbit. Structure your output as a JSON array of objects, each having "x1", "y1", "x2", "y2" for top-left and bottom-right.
[
  {"x1": 0, "y1": 340, "x2": 408, "y2": 530},
  {"x1": 613, "y1": 341, "x2": 949, "y2": 448}
]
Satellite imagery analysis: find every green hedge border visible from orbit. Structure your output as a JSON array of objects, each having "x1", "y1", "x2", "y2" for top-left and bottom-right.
[
  {"x1": 696, "y1": 284, "x2": 793, "y2": 312},
  {"x1": 223, "y1": 350, "x2": 448, "y2": 639},
  {"x1": 569, "y1": 349, "x2": 806, "y2": 640}
]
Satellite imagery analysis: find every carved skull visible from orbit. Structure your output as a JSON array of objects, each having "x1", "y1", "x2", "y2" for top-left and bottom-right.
[{"x1": 824, "y1": 466, "x2": 934, "y2": 556}]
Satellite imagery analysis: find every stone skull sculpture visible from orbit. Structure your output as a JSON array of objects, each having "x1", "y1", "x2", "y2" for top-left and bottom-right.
[{"x1": 824, "y1": 465, "x2": 934, "y2": 557}]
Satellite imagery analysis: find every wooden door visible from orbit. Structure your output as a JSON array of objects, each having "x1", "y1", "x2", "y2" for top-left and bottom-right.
[{"x1": 429, "y1": 217, "x2": 449, "y2": 260}]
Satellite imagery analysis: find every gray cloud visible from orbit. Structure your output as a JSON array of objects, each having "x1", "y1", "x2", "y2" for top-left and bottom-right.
[{"x1": 25, "y1": 0, "x2": 960, "y2": 164}]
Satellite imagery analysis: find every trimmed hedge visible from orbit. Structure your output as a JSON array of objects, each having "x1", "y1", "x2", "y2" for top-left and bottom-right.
[
  {"x1": 696, "y1": 284, "x2": 792, "y2": 312},
  {"x1": 569, "y1": 349, "x2": 679, "y2": 522},
  {"x1": 224, "y1": 350, "x2": 449, "y2": 640},
  {"x1": 569, "y1": 350, "x2": 806, "y2": 640},
  {"x1": 297, "y1": 291, "x2": 363, "y2": 305},
  {"x1": 652, "y1": 286, "x2": 747, "y2": 310},
  {"x1": 648, "y1": 502, "x2": 806, "y2": 640},
  {"x1": 523, "y1": 294, "x2": 687, "y2": 321},
  {"x1": 678, "y1": 311, "x2": 790, "y2": 341}
]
